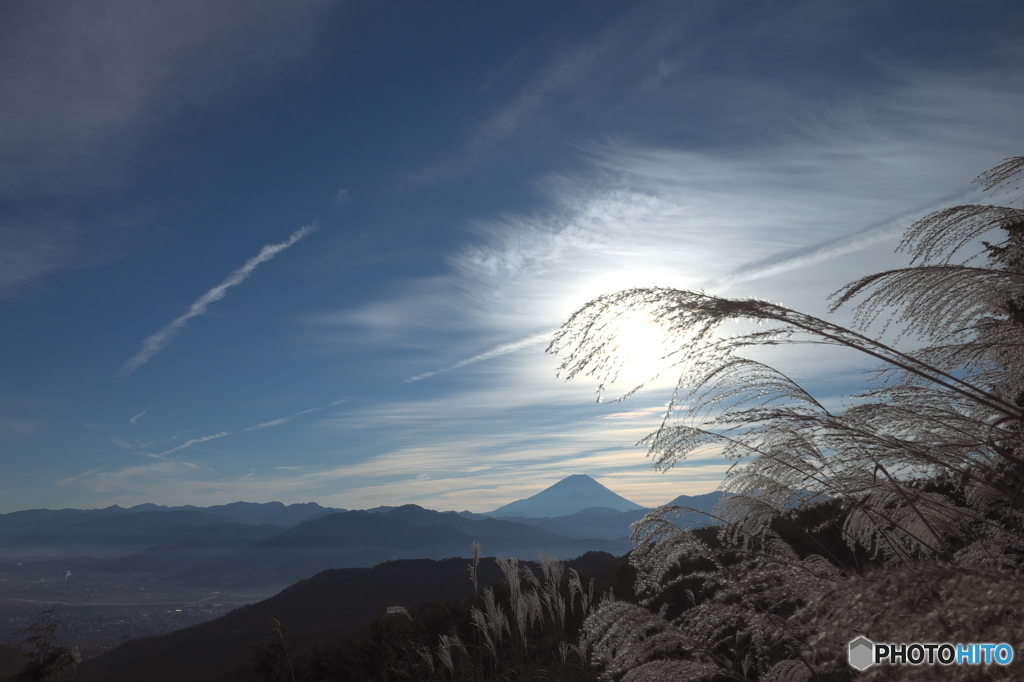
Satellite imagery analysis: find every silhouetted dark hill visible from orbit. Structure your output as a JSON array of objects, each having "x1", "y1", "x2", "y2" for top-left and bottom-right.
[
  {"x1": 81, "y1": 558, "x2": 508, "y2": 681},
  {"x1": 80, "y1": 553, "x2": 623, "y2": 682},
  {"x1": 0, "y1": 644, "x2": 28, "y2": 681}
]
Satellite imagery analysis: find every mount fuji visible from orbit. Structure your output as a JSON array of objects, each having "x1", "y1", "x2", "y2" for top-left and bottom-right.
[{"x1": 486, "y1": 474, "x2": 647, "y2": 518}]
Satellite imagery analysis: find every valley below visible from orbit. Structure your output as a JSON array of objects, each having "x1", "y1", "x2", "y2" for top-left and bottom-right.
[
  {"x1": 0, "y1": 476, "x2": 721, "y2": 679},
  {"x1": 0, "y1": 563, "x2": 270, "y2": 655}
]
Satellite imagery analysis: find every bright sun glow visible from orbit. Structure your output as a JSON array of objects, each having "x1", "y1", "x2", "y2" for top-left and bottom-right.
[{"x1": 605, "y1": 308, "x2": 677, "y2": 390}]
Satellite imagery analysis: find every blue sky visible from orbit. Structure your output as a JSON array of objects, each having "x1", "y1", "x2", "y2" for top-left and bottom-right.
[{"x1": 2, "y1": 0, "x2": 1023, "y2": 513}]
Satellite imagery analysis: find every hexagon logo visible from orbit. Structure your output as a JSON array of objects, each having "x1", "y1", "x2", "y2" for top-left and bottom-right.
[{"x1": 849, "y1": 636, "x2": 875, "y2": 671}]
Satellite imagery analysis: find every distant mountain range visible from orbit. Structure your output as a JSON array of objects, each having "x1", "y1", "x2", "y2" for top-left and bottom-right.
[
  {"x1": 169, "y1": 504, "x2": 629, "y2": 588},
  {"x1": 0, "y1": 477, "x2": 726, "y2": 590},
  {"x1": 0, "y1": 500, "x2": 343, "y2": 538}
]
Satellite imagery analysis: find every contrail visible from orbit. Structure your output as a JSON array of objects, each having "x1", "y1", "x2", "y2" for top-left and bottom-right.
[
  {"x1": 153, "y1": 432, "x2": 230, "y2": 458},
  {"x1": 406, "y1": 330, "x2": 554, "y2": 382},
  {"x1": 705, "y1": 188, "x2": 985, "y2": 292},
  {"x1": 149, "y1": 399, "x2": 345, "y2": 457},
  {"x1": 129, "y1": 405, "x2": 153, "y2": 426},
  {"x1": 244, "y1": 407, "x2": 320, "y2": 431},
  {"x1": 118, "y1": 223, "x2": 318, "y2": 377},
  {"x1": 244, "y1": 399, "x2": 347, "y2": 431}
]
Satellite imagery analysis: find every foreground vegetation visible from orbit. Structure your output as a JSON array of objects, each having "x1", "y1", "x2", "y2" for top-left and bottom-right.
[{"x1": 541, "y1": 156, "x2": 1024, "y2": 680}]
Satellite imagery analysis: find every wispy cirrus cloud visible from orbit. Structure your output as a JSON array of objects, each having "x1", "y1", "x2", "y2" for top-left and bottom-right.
[
  {"x1": 391, "y1": 70, "x2": 1024, "y2": 385},
  {"x1": 0, "y1": 415, "x2": 41, "y2": 439},
  {"x1": 58, "y1": 396, "x2": 722, "y2": 509},
  {"x1": 0, "y1": 0, "x2": 338, "y2": 200},
  {"x1": 54, "y1": 468, "x2": 105, "y2": 488},
  {"x1": 703, "y1": 187, "x2": 987, "y2": 293},
  {"x1": 54, "y1": 461, "x2": 206, "y2": 492},
  {"x1": 0, "y1": 219, "x2": 90, "y2": 299},
  {"x1": 119, "y1": 224, "x2": 318, "y2": 377},
  {"x1": 409, "y1": 16, "x2": 624, "y2": 184}
]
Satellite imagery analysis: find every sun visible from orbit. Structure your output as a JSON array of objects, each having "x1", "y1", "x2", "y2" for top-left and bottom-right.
[{"x1": 604, "y1": 307, "x2": 677, "y2": 391}]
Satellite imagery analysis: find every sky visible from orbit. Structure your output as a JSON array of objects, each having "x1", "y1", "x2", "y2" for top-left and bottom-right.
[{"x1": 2, "y1": 0, "x2": 1024, "y2": 514}]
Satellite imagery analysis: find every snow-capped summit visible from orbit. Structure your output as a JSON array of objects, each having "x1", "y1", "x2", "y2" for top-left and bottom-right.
[{"x1": 486, "y1": 474, "x2": 646, "y2": 518}]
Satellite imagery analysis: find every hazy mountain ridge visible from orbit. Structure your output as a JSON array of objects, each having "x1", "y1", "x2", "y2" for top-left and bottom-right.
[
  {"x1": 0, "y1": 501, "x2": 343, "y2": 536},
  {"x1": 666, "y1": 491, "x2": 726, "y2": 509},
  {"x1": 0, "y1": 484, "x2": 725, "y2": 575},
  {"x1": 490, "y1": 507, "x2": 649, "y2": 542},
  {"x1": 472, "y1": 492, "x2": 727, "y2": 542},
  {"x1": 170, "y1": 505, "x2": 629, "y2": 589},
  {"x1": 96, "y1": 543, "x2": 204, "y2": 573}
]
